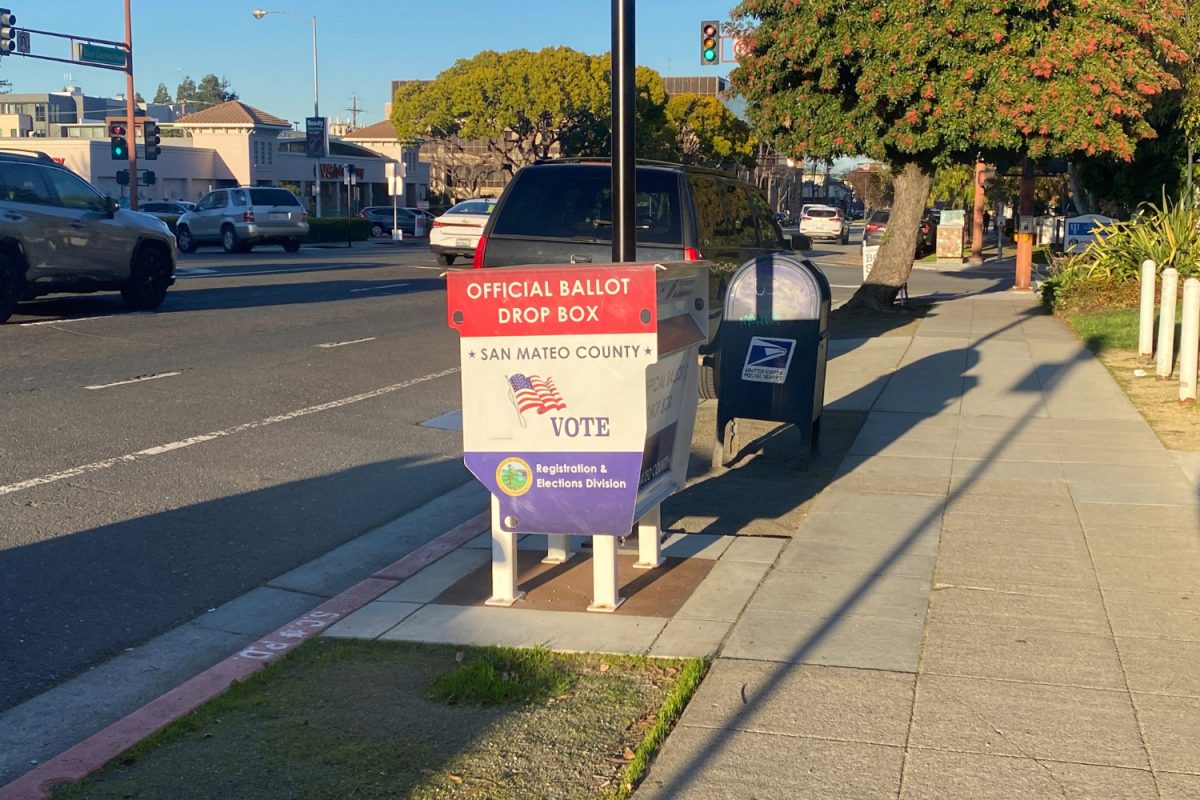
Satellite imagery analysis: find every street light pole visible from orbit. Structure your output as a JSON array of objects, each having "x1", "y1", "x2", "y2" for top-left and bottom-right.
[{"x1": 253, "y1": 9, "x2": 320, "y2": 216}]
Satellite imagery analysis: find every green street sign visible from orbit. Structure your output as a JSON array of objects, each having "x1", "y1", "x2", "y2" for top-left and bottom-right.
[{"x1": 76, "y1": 42, "x2": 127, "y2": 67}]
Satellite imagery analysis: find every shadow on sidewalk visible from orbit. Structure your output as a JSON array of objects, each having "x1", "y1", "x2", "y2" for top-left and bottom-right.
[{"x1": 646, "y1": 298, "x2": 1114, "y2": 797}]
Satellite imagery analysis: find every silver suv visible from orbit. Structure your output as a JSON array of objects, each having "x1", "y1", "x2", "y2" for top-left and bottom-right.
[
  {"x1": 0, "y1": 150, "x2": 177, "y2": 324},
  {"x1": 175, "y1": 187, "x2": 309, "y2": 253}
]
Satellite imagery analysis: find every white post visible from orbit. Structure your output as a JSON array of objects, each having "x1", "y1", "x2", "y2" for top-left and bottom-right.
[
  {"x1": 1156, "y1": 268, "x2": 1180, "y2": 380},
  {"x1": 587, "y1": 535, "x2": 624, "y2": 612},
  {"x1": 1180, "y1": 278, "x2": 1200, "y2": 402},
  {"x1": 485, "y1": 496, "x2": 524, "y2": 607},
  {"x1": 634, "y1": 505, "x2": 664, "y2": 569},
  {"x1": 1138, "y1": 259, "x2": 1157, "y2": 360},
  {"x1": 543, "y1": 534, "x2": 573, "y2": 564}
]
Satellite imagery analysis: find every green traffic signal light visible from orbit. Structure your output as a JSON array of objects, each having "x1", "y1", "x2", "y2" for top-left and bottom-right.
[{"x1": 700, "y1": 20, "x2": 719, "y2": 66}]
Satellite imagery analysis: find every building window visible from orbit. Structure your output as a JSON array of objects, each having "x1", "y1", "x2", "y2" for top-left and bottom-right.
[{"x1": 34, "y1": 105, "x2": 46, "y2": 122}]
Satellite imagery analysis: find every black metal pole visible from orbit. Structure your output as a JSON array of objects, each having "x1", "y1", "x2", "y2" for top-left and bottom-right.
[{"x1": 611, "y1": 0, "x2": 635, "y2": 262}]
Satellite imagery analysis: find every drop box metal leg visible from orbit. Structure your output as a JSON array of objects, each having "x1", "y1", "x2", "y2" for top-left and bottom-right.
[
  {"x1": 587, "y1": 535, "x2": 624, "y2": 612},
  {"x1": 634, "y1": 506, "x2": 664, "y2": 569},
  {"x1": 543, "y1": 534, "x2": 574, "y2": 564},
  {"x1": 485, "y1": 495, "x2": 524, "y2": 607}
]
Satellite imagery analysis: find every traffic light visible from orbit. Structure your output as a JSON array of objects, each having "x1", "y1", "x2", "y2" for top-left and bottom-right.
[
  {"x1": 143, "y1": 119, "x2": 160, "y2": 160},
  {"x1": 700, "y1": 20, "x2": 719, "y2": 65},
  {"x1": 115, "y1": 169, "x2": 129, "y2": 186},
  {"x1": 142, "y1": 170, "x2": 156, "y2": 185},
  {"x1": 0, "y1": 9, "x2": 15, "y2": 56},
  {"x1": 109, "y1": 121, "x2": 128, "y2": 161}
]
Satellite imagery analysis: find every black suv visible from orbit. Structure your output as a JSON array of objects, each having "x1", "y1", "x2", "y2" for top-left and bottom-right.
[
  {"x1": 0, "y1": 150, "x2": 177, "y2": 324},
  {"x1": 476, "y1": 160, "x2": 806, "y2": 396}
]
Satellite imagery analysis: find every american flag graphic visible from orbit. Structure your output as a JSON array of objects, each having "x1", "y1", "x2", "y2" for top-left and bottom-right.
[{"x1": 508, "y1": 373, "x2": 567, "y2": 415}]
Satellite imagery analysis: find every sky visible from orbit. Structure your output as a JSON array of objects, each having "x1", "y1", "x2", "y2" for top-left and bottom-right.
[{"x1": 6, "y1": 0, "x2": 740, "y2": 129}]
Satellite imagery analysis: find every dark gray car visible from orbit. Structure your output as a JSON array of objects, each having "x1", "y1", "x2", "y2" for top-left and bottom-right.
[
  {"x1": 175, "y1": 187, "x2": 309, "y2": 253},
  {"x1": 0, "y1": 150, "x2": 177, "y2": 323}
]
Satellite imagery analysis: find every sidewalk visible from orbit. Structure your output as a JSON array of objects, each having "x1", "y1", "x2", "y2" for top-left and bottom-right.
[{"x1": 324, "y1": 287, "x2": 1200, "y2": 798}]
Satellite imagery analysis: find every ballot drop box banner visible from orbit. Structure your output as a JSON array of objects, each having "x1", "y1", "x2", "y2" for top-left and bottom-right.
[{"x1": 447, "y1": 264, "x2": 704, "y2": 537}]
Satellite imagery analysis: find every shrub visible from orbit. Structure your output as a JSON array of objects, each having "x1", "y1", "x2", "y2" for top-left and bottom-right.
[{"x1": 305, "y1": 217, "x2": 371, "y2": 243}]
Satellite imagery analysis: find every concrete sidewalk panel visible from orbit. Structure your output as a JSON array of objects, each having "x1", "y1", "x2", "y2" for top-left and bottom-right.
[
  {"x1": 322, "y1": 601, "x2": 421, "y2": 639},
  {"x1": 797, "y1": 510, "x2": 942, "y2": 551},
  {"x1": 1060, "y1": 445, "x2": 1179, "y2": 466},
  {"x1": 1116, "y1": 636, "x2": 1200, "y2": 696},
  {"x1": 952, "y1": 440, "x2": 1062, "y2": 462},
  {"x1": 857, "y1": 410, "x2": 959, "y2": 437},
  {"x1": 813, "y1": 489, "x2": 946, "y2": 518},
  {"x1": 849, "y1": 433, "x2": 958, "y2": 458},
  {"x1": 1083, "y1": 525, "x2": 1200, "y2": 559},
  {"x1": 1077, "y1": 502, "x2": 1200, "y2": 529},
  {"x1": 636, "y1": 725, "x2": 903, "y2": 800},
  {"x1": 959, "y1": 374, "x2": 1048, "y2": 419},
  {"x1": 720, "y1": 536, "x2": 785, "y2": 564},
  {"x1": 746, "y1": 569, "x2": 930, "y2": 621},
  {"x1": 1091, "y1": 553, "x2": 1200, "y2": 593},
  {"x1": 875, "y1": 371, "x2": 966, "y2": 414},
  {"x1": 921, "y1": 622, "x2": 1125, "y2": 689},
  {"x1": 1129, "y1": 692, "x2": 1200, "y2": 774},
  {"x1": 1063, "y1": 462, "x2": 1194, "y2": 485},
  {"x1": 1102, "y1": 590, "x2": 1200, "y2": 641},
  {"x1": 660, "y1": 533, "x2": 733, "y2": 560},
  {"x1": 675, "y1": 559, "x2": 771, "y2": 623},
  {"x1": 1158, "y1": 772, "x2": 1200, "y2": 799},
  {"x1": 679, "y1": 659, "x2": 914, "y2": 745},
  {"x1": 934, "y1": 548, "x2": 1096, "y2": 590},
  {"x1": 191, "y1": 586, "x2": 326, "y2": 636},
  {"x1": 648, "y1": 618, "x2": 730, "y2": 658},
  {"x1": 949, "y1": 458, "x2": 1065, "y2": 481},
  {"x1": 776, "y1": 536, "x2": 938, "y2": 579},
  {"x1": 830, "y1": 470, "x2": 951, "y2": 497},
  {"x1": 1069, "y1": 481, "x2": 1198, "y2": 506},
  {"x1": 944, "y1": 493, "x2": 1079, "y2": 522},
  {"x1": 898, "y1": 338, "x2": 971, "y2": 371},
  {"x1": 927, "y1": 584, "x2": 1108, "y2": 635},
  {"x1": 909, "y1": 674, "x2": 1148, "y2": 767},
  {"x1": 375, "y1": 548, "x2": 491, "y2": 603},
  {"x1": 947, "y1": 475, "x2": 1073, "y2": 500},
  {"x1": 899, "y1": 749, "x2": 1155, "y2": 800},
  {"x1": 380, "y1": 604, "x2": 667, "y2": 654},
  {"x1": 836, "y1": 454, "x2": 956, "y2": 479},
  {"x1": 824, "y1": 370, "x2": 890, "y2": 411},
  {"x1": 722, "y1": 610, "x2": 924, "y2": 671}
]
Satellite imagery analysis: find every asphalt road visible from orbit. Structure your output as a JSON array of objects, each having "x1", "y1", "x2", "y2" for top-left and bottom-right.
[{"x1": 0, "y1": 233, "x2": 1012, "y2": 716}]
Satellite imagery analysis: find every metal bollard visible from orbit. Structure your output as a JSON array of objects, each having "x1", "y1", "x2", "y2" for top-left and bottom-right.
[
  {"x1": 1156, "y1": 268, "x2": 1179, "y2": 380},
  {"x1": 1138, "y1": 260, "x2": 1157, "y2": 361},
  {"x1": 1180, "y1": 278, "x2": 1200, "y2": 402}
]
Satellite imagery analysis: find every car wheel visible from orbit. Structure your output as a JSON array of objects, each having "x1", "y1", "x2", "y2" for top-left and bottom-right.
[
  {"x1": 698, "y1": 351, "x2": 720, "y2": 401},
  {"x1": 0, "y1": 253, "x2": 21, "y2": 324},
  {"x1": 371, "y1": 223, "x2": 384, "y2": 237},
  {"x1": 283, "y1": 240, "x2": 302, "y2": 253},
  {"x1": 221, "y1": 226, "x2": 239, "y2": 253},
  {"x1": 176, "y1": 226, "x2": 198, "y2": 253},
  {"x1": 437, "y1": 253, "x2": 456, "y2": 266},
  {"x1": 121, "y1": 245, "x2": 171, "y2": 310},
  {"x1": 841, "y1": 230, "x2": 850, "y2": 245}
]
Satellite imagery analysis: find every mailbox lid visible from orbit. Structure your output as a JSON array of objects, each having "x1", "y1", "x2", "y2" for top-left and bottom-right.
[{"x1": 724, "y1": 254, "x2": 832, "y2": 324}]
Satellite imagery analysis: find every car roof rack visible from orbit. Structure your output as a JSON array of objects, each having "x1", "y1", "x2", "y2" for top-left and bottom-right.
[{"x1": 0, "y1": 147, "x2": 56, "y2": 162}]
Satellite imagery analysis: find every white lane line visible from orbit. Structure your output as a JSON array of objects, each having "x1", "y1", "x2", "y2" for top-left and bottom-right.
[
  {"x1": 315, "y1": 337, "x2": 376, "y2": 349},
  {"x1": 0, "y1": 366, "x2": 461, "y2": 498},
  {"x1": 85, "y1": 372, "x2": 182, "y2": 390},
  {"x1": 176, "y1": 263, "x2": 376, "y2": 279},
  {"x1": 829, "y1": 284, "x2": 862, "y2": 289},
  {"x1": 349, "y1": 283, "x2": 409, "y2": 293},
  {"x1": 18, "y1": 316, "x2": 118, "y2": 327}
]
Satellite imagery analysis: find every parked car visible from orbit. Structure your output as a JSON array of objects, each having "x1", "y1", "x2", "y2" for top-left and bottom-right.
[
  {"x1": 862, "y1": 209, "x2": 890, "y2": 246},
  {"x1": 175, "y1": 187, "x2": 309, "y2": 253},
  {"x1": 358, "y1": 206, "x2": 426, "y2": 238},
  {"x1": 0, "y1": 149, "x2": 177, "y2": 324},
  {"x1": 475, "y1": 158, "x2": 807, "y2": 398},
  {"x1": 140, "y1": 201, "x2": 196, "y2": 221},
  {"x1": 430, "y1": 198, "x2": 497, "y2": 266},
  {"x1": 798, "y1": 204, "x2": 850, "y2": 244},
  {"x1": 862, "y1": 208, "x2": 938, "y2": 256}
]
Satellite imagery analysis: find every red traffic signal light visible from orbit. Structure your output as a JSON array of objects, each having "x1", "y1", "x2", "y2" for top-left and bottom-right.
[
  {"x1": 108, "y1": 121, "x2": 129, "y2": 161},
  {"x1": 700, "y1": 20, "x2": 719, "y2": 65}
]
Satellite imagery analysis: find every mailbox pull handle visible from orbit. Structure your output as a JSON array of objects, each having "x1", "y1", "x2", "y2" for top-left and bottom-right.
[{"x1": 569, "y1": 254, "x2": 593, "y2": 264}]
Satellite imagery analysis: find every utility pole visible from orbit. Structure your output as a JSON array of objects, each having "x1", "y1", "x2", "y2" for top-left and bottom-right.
[
  {"x1": 344, "y1": 93, "x2": 362, "y2": 130},
  {"x1": 123, "y1": 0, "x2": 138, "y2": 210}
]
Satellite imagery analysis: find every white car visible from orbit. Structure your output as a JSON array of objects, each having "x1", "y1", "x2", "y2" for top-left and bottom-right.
[
  {"x1": 798, "y1": 204, "x2": 849, "y2": 244},
  {"x1": 430, "y1": 198, "x2": 497, "y2": 266}
]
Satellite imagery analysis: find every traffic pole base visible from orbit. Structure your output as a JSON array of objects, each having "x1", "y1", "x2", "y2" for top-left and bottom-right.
[{"x1": 485, "y1": 591, "x2": 526, "y2": 608}]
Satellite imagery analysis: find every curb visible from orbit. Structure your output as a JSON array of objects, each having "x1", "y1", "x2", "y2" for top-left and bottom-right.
[{"x1": 0, "y1": 511, "x2": 489, "y2": 800}]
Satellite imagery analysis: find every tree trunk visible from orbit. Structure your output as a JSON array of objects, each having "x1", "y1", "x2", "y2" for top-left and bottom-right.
[
  {"x1": 969, "y1": 160, "x2": 986, "y2": 265},
  {"x1": 845, "y1": 160, "x2": 934, "y2": 311},
  {"x1": 1067, "y1": 162, "x2": 1089, "y2": 214}
]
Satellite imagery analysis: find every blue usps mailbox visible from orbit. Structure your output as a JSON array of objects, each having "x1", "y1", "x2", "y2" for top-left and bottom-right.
[{"x1": 716, "y1": 253, "x2": 831, "y2": 465}]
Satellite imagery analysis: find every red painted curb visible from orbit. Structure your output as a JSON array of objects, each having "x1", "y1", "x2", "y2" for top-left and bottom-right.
[{"x1": 0, "y1": 510, "x2": 489, "y2": 800}]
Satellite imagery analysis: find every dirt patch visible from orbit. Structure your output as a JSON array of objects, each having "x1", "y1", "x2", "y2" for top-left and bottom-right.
[
  {"x1": 51, "y1": 640, "x2": 703, "y2": 800},
  {"x1": 1094, "y1": 349, "x2": 1200, "y2": 452}
]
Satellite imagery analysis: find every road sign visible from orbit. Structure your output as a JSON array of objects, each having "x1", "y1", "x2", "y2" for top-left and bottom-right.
[
  {"x1": 75, "y1": 42, "x2": 127, "y2": 67},
  {"x1": 15, "y1": 29, "x2": 28, "y2": 54},
  {"x1": 305, "y1": 116, "x2": 326, "y2": 159}
]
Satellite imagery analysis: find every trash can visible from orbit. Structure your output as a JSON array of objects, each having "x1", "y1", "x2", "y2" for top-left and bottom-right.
[{"x1": 716, "y1": 253, "x2": 831, "y2": 465}]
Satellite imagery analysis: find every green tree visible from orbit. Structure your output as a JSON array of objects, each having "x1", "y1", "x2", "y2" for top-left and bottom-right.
[
  {"x1": 175, "y1": 75, "x2": 196, "y2": 104},
  {"x1": 152, "y1": 83, "x2": 172, "y2": 104},
  {"x1": 196, "y1": 74, "x2": 237, "y2": 106},
  {"x1": 391, "y1": 48, "x2": 674, "y2": 179},
  {"x1": 664, "y1": 93, "x2": 754, "y2": 169},
  {"x1": 732, "y1": 0, "x2": 1190, "y2": 309},
  {"x1": 133, "y1": 91, "x2": 145, "y2": 104}
]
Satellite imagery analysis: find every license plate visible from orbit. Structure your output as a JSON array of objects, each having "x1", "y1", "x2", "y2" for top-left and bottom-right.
[
  {"x1": 455, "y1": 238, "x2": 471, "y2": 247},
  {"x1": 269, "y1": 212, "x2": 288, "y2": 221}
]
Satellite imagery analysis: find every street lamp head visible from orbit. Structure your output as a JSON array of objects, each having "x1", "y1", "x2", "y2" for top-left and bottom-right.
[{"x1": 252, "y1": 9, "x2": 268, "y2": 19}]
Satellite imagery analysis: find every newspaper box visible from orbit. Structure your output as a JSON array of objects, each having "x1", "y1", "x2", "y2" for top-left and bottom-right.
[
  {"x1": 716, "y1": 253, "x2": 831, "y2": 465},
  {"x1": 447, "y1": 262, "x2": 708, "y2": 611}
]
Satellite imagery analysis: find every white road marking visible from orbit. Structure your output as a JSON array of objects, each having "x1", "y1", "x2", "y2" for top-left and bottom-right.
[
  {"x1": 0, "y1": 366, "x2": 461, "y2": 498},
  {"x1": 18, "y1": 316, "x2": 118, "y2": 327},
  {"x1": 85, "y1": 372, "x2": 181, "y2": 390},
  {"x1": 315, "y1": 337, "x2": 376, "y2": 349},
  {"x1": 350, "y1": 283, "x2": 409, "y2": 293},
  {"x1": 829, "y1": 284, "x2": 862, "y2": 289},
  {"x1": 176, "y1": 263, "x2": 376, "y2": 279}
]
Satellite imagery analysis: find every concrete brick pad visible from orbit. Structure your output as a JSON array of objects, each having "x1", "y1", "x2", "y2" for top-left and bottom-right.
[
  {"x1": 899, "y1": 750, "x2": 1156, "y2": 800},
  {"x1": 920, "y1": 622, "x2": 1126, "y2": 689},
  {"x1": 1130, "y1": 692, "x2": 1200, "y2": 774},
  {"x1": 722, "y1": 610, "x2": 924, "y2": 672},
  {"x1": 909, "y1": 674, "x2": 1147, "y2": 767},
  {"x1": 679, "y1": 659, "x2": 914, "y2": 745},
  {"x1": 636, "y1": 725, "x2": 904, "y2": 800},
  {"x1": 926, "y1": 585, "x2": 1108, "y2": 636}
]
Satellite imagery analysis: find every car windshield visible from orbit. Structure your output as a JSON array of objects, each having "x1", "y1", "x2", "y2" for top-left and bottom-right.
[
  {"x1": 490, "y1": 166, "x2": 681, "y2": 244},
  {"x1": 447, "y1": 200, "x2": 495, "y2": 215},
  {"x1": 249, "y1": 188, "x2": 301, "y2": 207},
  {"x1": 807, "y1": 208, "x2": 839, "y2": 218}
]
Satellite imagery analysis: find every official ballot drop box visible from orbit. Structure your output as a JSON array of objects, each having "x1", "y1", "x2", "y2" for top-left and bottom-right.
[
  {"x1": 716, "y1": 253, "x2": 831, "y2": 464},
  {"x1": 446, "y1": 261, "x2": 709, "y2": 611}
]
